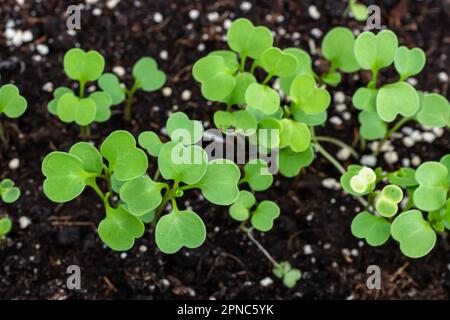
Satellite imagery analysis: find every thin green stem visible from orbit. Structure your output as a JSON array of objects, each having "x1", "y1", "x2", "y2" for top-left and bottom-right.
[
  {"x1": 315, "y1": 136, "x2": 359, "y2": 158},
  {"x1": 124, "y1": 83, "x2": 138, "y2": 122},
  {"x1": 262, "y1": 73, "x2": 273, "y2": 85},
  {"x1": 153, "y1": 168, "x2": 160, "y2": 181},
  {"x1": 240, "y1": 55, "x2": 247, "y2": 72},
  {"x1": 375, "y1": 117, "x2": 410, "y2": 156},
  {"x1": 241, "y1": 226, "x2": 280, "y2": 268},
  {"x1": 250, "y1": 60, "x2": 257, "y2": 74},
  {"x1": 87, "y1": 178, "x2": 107, "y2": 201},
  {"x1": 368, "y1": 69, "x2": 379, "y2": 89}
]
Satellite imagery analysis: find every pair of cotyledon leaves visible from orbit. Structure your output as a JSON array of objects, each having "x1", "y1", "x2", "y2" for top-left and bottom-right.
[
  {"x1": 48, "y1": 48, "x2": 165, "y2": 125},
  {"x1": 229, "y1": 190, "x2": 280, "y2": 232},
  {"x1": 273, "y1": 261, "x2": 302, "y2": 288},
  {"x1": 0, "y1": 179, "x2": 21, "y2": 204},
  {"x1": 0, "y1": 84, "x2": 27, "y2": 119},
  {"x1": 351, "y1": 209, "x2": 437, "y2": 258}
]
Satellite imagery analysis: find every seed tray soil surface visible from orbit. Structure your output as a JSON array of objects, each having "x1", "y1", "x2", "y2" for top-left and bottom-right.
[{"x1": 0, "y1": 0, "x2": 449, "y2": 299}]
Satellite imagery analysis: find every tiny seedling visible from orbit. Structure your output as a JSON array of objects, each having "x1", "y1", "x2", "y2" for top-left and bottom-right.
[
  {"x1": 0, "y1": 178, "x2": 21, "y2": 204},
  {"x1": 342, "y1": 156, "x2": 450, "y2": 258},
  {"x1": 99, "y1": 57, "x2": 166, "y2": 122},
  {"x1": 0, "y1": 216, "x2": 12, "y2": 240},
  {"x1": 273, "y1": 262, "x2": 302, "y2": 288},
  {"x1": 350, "y1": 29, "x2": 449, "y2": 153},
  {"x1": 42, "y1": 112, "x2": 240, "y2": 252},
  {"x1": 0, "y1": 84, "x2": 27, "y2": 148},
  {"x1": 344, "y1": 0, "x2": 368, "y2": 22},
  {"x1": 48, "y1": 49, "x2": 166, "y2": 132},
  {"x1": 48, "y1": 48, "x2": 110, "y2": 136}
]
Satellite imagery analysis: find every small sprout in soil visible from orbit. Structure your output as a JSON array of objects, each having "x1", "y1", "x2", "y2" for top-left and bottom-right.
[
  {"x1": 0, "y1": 84, "x2": 28, "y2": 148},
  {"x1": 344, "y1": 0, "x2": 368, "y2": 22},
  {"x1": 42, "y1": 112, "x2": 240, "y2": 253},
  {"x1": 273, "y1": 261, "x2": 302, "y2": 288},
  {"x1": 48, "y1": 49, "x2": 166, "y2": 133},
  {"x1": 343, "y1": 155, "x2": 450, "y2": 258},
  {"x1": 0, "y1": 216, "x2": 12, "y2": 240},
  {"x1": 99, "y1": 57, "x2": 166, "y2": 122},
  {"x1": 1, "y1": 178, "x2": 21, "y2": 204}
]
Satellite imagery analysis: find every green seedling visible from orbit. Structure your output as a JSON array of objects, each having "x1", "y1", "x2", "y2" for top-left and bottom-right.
[
  {"x1": 99, "y1": 57, "x2": 166, "y2": 122},
  {"x1": 0, "y1": 84, "x2": 27, "y2": 148},
  {"x1": 0, "y1": 179, "x2": 21, "y2": 203},
  {"x1": 321, "y1": 27, "x2": 360, "y2": 85},
  {"x1": 193, "y1": 18, "x2": 340, "y2": 180},
  {"x1": 273, "y1": 261, "x2": 302, "y2": 288},
  {"x1": 350, "y1": 29, "x2": 449, "y2": 153},
  {"x1": 344, "y1": 0, "x2": 368, "y2": 22},
  {"x1": 342, "y1": 155, "x2": 450, "y2": 258},
  {"x1": 0, "y1": 217, "x2": 12, "y2": 240},
  {"x1": 48, "y1": 48, "x2": 110, "y2": 136},
  {"x1": 42, "y1": 112, "x2": 240, "y2": 253}
]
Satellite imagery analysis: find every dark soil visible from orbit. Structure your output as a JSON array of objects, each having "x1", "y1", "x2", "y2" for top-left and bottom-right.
[{"x1": 0, "y1": 0, "x2": 449, "y2": 299}]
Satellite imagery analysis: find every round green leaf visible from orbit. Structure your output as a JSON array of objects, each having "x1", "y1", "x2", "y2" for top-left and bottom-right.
[
  {"x1": 158, "y1": 141, "x2": 207, "y2": 185},
  {"x1": 440, "y1": 155, "x2": 450, "y2": 185},
  {"x1": 193, "y1": 55, "x2": 236, "y2": 101},
  {"x1": 132, "y1": 57, "x2": 166, "y2": 92},
  {"x1": 48, "y1": 87, "x2": 72, "y2": 115},
  {"x1": 322, "y1": 27, "x2": 360, "y2": 73},
  {"x1": 155, "y1": 210, "x2": 206, "y2": 254},
  {"x1": 290, "y1": 75, "x2": 330, "y2": 115},
  {"x1": 90, "y1": 91, "x2": 112, "y2": 122},
  {"x1": 260, "y1": 47, "x2": 298, "y2": 77},
  {"x1": 351, "y1": 3, "x2": 368, "y2": 21},
  {"x1": 226, "y1": 18, "x2": 273, "y2": 59},
  {"x1": 42, "y1": 152, "x2": 88, "y2": 203},
  {"x1": 220, "y1": 72, "x2": 256, "y2": 106},
  {"x1": 100, "y1": 130, "x2": 148, "y2": 181},
  {"x1": 388, "y1": 168, "x2": 418, "y2": 187},
  {"x1": 0, "y1": 179, "x2": 20, "y2": 203},
  {"x1": 375, "y1": 185, "x2": 403, "y2": 218},
  {"x1": 278, "y1": 146, "x2": 314, "y2": 178},
  {"x1": 69, "y1": 142, "x2": 103, "y2": 174},
  {"x1": 213, "y1": 110, "x2": 257, "y2": 133},
  {"x1": 351, "y1": 211, "x2": 391, "y2": 246},
  {"x1": 250, "y1": 200, "x2": 280, "y2": 232},
  {"x1": 279, "y1": 48, "x2": 314, "y2": 94},
  {"x1": 209, "y1": 50, "x2": 239, "y2": 71},
  {"x1": 0, "y1": 84, "x2": 28, "y2": 118},
  {"x1": 391, "y1": 210, "x2": 436, "y2": 258},
  {"x1": 376, "y1": 82, "x2": 419, "y2": 122},
  {"x1": 193, "y1": 159, "x2": 240, "y2": 205},
  {"x1": 0, "y1": 217, "x2": 12, "y2": 237},
  {"x1": 119, "y1": 175, "x2": 165, "y2": 216},
  {"x1": 166, "y1": 112, "x2": 204, "y2": 145},
  {"x1": 279, "y1": 119, "x2": 311, "y2": 152},
  {"x1": 358, "y1": 111, "x2": 387, "y2": 140},
  {"x1": 63, "y1": 48, "x2": 105, "y2": 82},
  {"x1": 413, "y1": 162, "x2": 448, "y2": 211},
  {"x1": 352, "y1": 87, "x2": 378, "y2": 112},
  {"x1": 138, "y1": 131, "x2": 163, "y2": 157},
  {"x1": 416, "y1": 93, "x2": 450, "y2": 128},
  {"x1": 229, "y1": 190, "x2": 255, "y2": 222},
  {"x1": 56, "y1": 92, "x2": 97, "y2": 126},
  {"x1": 243, "y1": 160, "x2": 273, "y2": 191},
  {"x1": 98, "y1": 73, "x2": 126, "y2": 105},
  {"x1": 98, "y1": 205, "x2": 145, "y2": 251},
  {"x1": 292, "y1": 109, "x2": 327, "y2": 126},
  {"x1": 354, "y1": 30, "x2": 398, "y2": 71},
  {"x1": 245, "y1": 83, "x2": 280, "y2": 115},
  {"x1": 394, "y1": 46, "x2": 426, "y2": 80}
]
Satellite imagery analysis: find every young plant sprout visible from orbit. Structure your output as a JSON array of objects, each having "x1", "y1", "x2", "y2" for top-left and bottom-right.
[
  {"x1": 343, "y1": 0, "x2": 368, "y2": 22},
  {"x1": 48, "y1": 48, "x2": 110, "y2": 137},
  {"x1": 99, "y1": 57, "x2": 166, "y2": 122},
  {"x1": 0, "y1": 84, "x2": 27, "y2": 148},
  {"x1": 48, "y1": 49, "x2": 166, "y2": 132},
  {"x1": 0, "y1": 217, "x2": 12, "y2": 240},
  {"x1": 1, "y1": 178, "x2": 21, "y2": 204},
  {"x1": 193, "y1": 18, "x2": 356, "y2": 181},
  {"x1": 341, "y1": 155, "x2": 450, "y2": 258},
  {"x1": 41, "y1": 112, "x2": 240, "y2": 252},
  {"x1": 350, "y1": 29, "x2": 450, "y2": 154}
]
